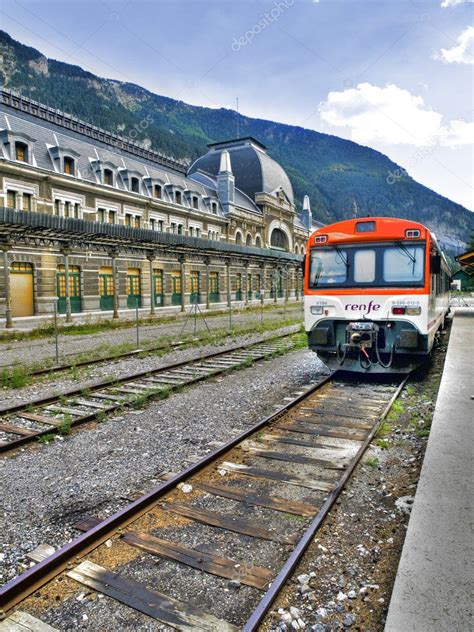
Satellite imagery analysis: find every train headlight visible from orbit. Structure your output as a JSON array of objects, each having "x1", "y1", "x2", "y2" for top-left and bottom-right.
[
  {"x1": 406, "y1": 306, "x2": 421, "y2": 316},
  {"x1": 310, "y1": 306, "x2": 324, "y2": 315}
]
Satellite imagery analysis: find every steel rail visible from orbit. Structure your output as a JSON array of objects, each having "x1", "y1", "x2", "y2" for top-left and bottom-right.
[
  {"x1": 0, "y1": 372, "x2": 336, "y2": 615},
  {"x1": 0, "y1": 341, "x2": 185, "y2": 376},
  {"x1": 0, "y1": 330, "x2": 298, "y2": 453},
  {"x1": 242, "y1": 374, "x2": 410, "y2": 631}
]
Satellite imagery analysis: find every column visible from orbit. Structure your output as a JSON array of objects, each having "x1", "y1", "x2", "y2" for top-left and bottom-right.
[
  {"x1": 62, "y1": 248, "x2": 72, "y2": 323},
  {"x1": 2, "y1": 245, "x2": 13, "y2": 328},
  {"x1": 204, "y1": 257, "x2": 210, "y2": 310},
  {"x1": 285, "y1": 266, "x2": 289, "y2": 303},
  {"x1": 260, "y1": 263, "x2": 265, "y2": 306},
  {"x1": 148, "y1": 254, "x2": 156, "y2": 317},
  {"x1": 110, "y1": 251, "x2": 119, "y2": 319},
  {"x1": 179, "y1": 256, "x2": 186, "y2": 312},
  {"x1": 273, "y1": 268, "x2": 278, "y2": 303},
  {"x1": 294, "y1": 266, "x2": 299, "y2": 300},
  {"x1": 226, "y1": 260, "x2": 231, "y2": 308}
]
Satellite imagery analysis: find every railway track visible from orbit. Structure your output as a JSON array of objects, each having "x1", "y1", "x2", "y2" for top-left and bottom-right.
[
  {"x1": 0, "y1": 331, "x2": 299, "y2": 454},
  {"x1": 0, "y1": 371, "x2": 407, "y2": 630}
]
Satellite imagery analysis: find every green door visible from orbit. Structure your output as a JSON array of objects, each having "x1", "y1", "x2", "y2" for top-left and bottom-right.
[
  {"x1": 171, "y1": 271, "x2": 182, "y2": 306},
  {"x1": 57, "y1": 266, "x2": 82, "y2": 314},
  {"x1": 153, "y1": 270, "x2": 164, "y2": 307},
  {"x1": 99, "y1": 267, "x2": 114, "y2": 311},
  {"x1": 127, "y1": 268, "x2": 142, "y2": 308},
  {"x1": 278, "y1": 272, "x2": 284, "y2": 298},
  {"x1": 190, "y1": 271, "x2": 200, "y2": 304},
  {"x1": 209, "y1": 272, "x2": 219, "y2": 303},
  {"x1": 235, "y1": 273, "x2": 242, "y2": 301}
]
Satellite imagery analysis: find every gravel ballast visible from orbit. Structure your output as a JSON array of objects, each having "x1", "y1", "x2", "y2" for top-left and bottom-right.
[{"x1": 0, "y1": 346, "x2": 326, "y2": 586}]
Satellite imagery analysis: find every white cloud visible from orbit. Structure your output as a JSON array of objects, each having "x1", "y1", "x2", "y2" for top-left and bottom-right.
[
  {"x1": 319, "y1": 82, "x2": 473, "y2": 147},
  {"x1": 441, "y1": 0, "x2": 472, "y2": 8},
  {"x1": 439, "y1": 25, "x2": 474, "y2": 64}
]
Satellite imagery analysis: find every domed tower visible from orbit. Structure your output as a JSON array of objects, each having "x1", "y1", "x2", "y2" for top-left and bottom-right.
[
  {"x1": 188, "y1": 137, "x2": 294, "y2": 205},
  {"x1": 188, "y1": 137, "x2": 298, "y2": 250}
]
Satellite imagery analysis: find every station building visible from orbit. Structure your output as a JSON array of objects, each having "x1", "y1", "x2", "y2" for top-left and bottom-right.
[{"x1": 0, "y1": 91, "x2": 317, "y2": 326}]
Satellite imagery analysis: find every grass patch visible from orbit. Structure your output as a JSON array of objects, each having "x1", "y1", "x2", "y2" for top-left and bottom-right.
[
  {"x1": 58, "y1": 414, "x2": 73, "y2": 435},
  {"x1": 38, "y1": 433, "x2": 56, "y2": 444},
  {"x1": 375, "y1": 438, "x2": 390, "y2": 449},
  {"x1": 0, "y1": 366, "x2": 29, "y2": 389},
  {"x1": 365, "y1": 456, "x2": 379, "y2": 468},
  {"x1": 377, "y1": 421, "x2": 392, "y2": 437}
]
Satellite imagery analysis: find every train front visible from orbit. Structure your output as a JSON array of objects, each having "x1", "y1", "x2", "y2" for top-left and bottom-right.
[{"x1": 304, "y1": 218, "x2": 436, "y2": 373}]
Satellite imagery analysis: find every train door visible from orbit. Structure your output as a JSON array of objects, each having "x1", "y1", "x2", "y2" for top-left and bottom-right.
[
  {"x1": 10, "y1": 262, "x2": 34, "y2": 317},
  {"x1": 57, "y1": 265, "x2": 82, "y2": 313},
  {"x1": 126, "y1": 268, "x2": 142, "y2": 308},
  {"x1": 99, "y1": 266, "x2": 114, "y2": 311}
]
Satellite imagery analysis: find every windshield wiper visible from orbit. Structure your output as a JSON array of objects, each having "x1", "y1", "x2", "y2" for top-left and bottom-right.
[
  {"x1": 335, "y1": 246, "x2": 349, "y2": 268},
  {"x1": 396, "y1": 241, "x2": 417, "y2": 274}
]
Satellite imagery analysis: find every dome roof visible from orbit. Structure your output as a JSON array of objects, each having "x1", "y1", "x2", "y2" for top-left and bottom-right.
[{"x1": 188, "y1": 137, "x2": 294, "y2": 205}]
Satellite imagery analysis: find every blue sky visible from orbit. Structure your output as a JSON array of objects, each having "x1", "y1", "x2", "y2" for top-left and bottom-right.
[{"x1": 1, "y1": 0, "x2": 473, "y2": 209}]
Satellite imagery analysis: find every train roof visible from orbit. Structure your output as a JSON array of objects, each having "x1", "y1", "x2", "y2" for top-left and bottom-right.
[{"x1": 310, "y1": 217, "x2": 431, "y2": 244}]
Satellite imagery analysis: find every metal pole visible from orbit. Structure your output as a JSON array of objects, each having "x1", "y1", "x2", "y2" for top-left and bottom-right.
[
  {"x1": 149, "y1": 256, "x2": 156, "y2": 317},
  {"x1": 260, "y1": 265, "x2": 265, "y2": 307},
  {"x1": 111, "y1": 254, "x2": 119, "y2": 319},
  {"x1": 135, "y1": 301, "x2": 139, "y2": 349},
  {"x1": 193, "y1": 300, "x2": 197, "y2": 336},
  {"x1": 2, "y1": 248, "x2": 13, "y2": 328},
  {"x1": 63, "y1": 250, "x2": 72, "y2": 323},
  {"x1": 274, "y1": 270, "x2": 278, "y2": 303},
  {"x1": 53, "y1": 302, "x2": 59, "y2": 365}
]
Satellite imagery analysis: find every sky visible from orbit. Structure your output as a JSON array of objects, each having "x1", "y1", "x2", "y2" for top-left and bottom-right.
[{"x1": 0, "y1": 0, "x2": 473, "y2": 210}]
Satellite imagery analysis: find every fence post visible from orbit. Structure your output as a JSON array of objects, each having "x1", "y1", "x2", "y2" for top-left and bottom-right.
[{"x1": 53, "y1": 302, "x2": 59, "y2": 365}]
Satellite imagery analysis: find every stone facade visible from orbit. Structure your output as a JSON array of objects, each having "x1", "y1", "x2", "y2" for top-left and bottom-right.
[{"x1": 0, "y1": 91, "x2": 316, "y2": 324}]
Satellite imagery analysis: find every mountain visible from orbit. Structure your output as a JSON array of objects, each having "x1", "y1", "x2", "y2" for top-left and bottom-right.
[{"x1": 0, "y1": 30, "x2": 471, "y2": 253}]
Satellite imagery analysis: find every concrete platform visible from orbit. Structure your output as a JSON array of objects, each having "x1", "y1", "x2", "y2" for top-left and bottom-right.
[{"x1": 385, "y1": 310, "x2": 473, "y2": 631}]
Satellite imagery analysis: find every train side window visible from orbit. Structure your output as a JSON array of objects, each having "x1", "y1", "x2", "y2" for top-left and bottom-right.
[{"x1": 354, "y1": 249, "x2": 375, "y2": 283}]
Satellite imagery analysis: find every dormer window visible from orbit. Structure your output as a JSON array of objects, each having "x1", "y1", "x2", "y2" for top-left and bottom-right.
[
  {"x1": 15, "y1": 142, "x2": 28, "y2": 162},
  {"x1": 104, "y1": 169, "x2": 114, "y2": 186},
  {"x1": 63, "y1": 156, "x2": 75, "y2": 175},
  {"x1": 130, "y1": 177, "x2": 140, "y2": 193},
  {"x1": 153, "y1": 184, "x2": 162, "y2": 199},
  {"x1": 211, "y1": 202, "x2": 218, "y2": 214},
  {"x1": 192, "y1": 196, "x2": 199, "y2": 210},
  {"x1": 175, "y1": 191, "x2": 182, "y2": 205}
]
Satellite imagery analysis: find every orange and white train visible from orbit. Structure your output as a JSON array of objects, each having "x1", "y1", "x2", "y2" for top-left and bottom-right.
[{"x1": 303, "y1": 217, "x2": 450, "y2": 372}]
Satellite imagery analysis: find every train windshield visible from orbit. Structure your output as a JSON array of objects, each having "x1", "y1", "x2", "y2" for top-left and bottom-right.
[{"x1": 309, "y1": 242, "x2": 425, "y2": 288}]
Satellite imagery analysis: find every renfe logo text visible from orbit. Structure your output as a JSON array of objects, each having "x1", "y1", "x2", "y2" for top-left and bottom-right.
[{"x1": 345, "y1": 301, "x2": 381, "y2": 314}]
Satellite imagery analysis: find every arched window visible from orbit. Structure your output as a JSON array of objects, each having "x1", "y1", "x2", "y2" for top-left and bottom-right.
[
  {"x1": 63, "y1": 156, "x2": 75, "y2": 175},
  {"x1": 103, "y1": 169, "x2": 113, "y2": 186},
  {"x1": 255, "y1": 236, "x2": 262, "y2": 248},
  {"x1": 270, "y1": 228, "x2": 288, "y2": 251},
  {"x1": 15, "y1": 142, "x2": 28, "y2": 162},
  {"x1": 235, "y1": 231, "x2": 242, "y2": 245},
  {"x1": 246, "y1": 234, "x2": 252, "y2": 246}
]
